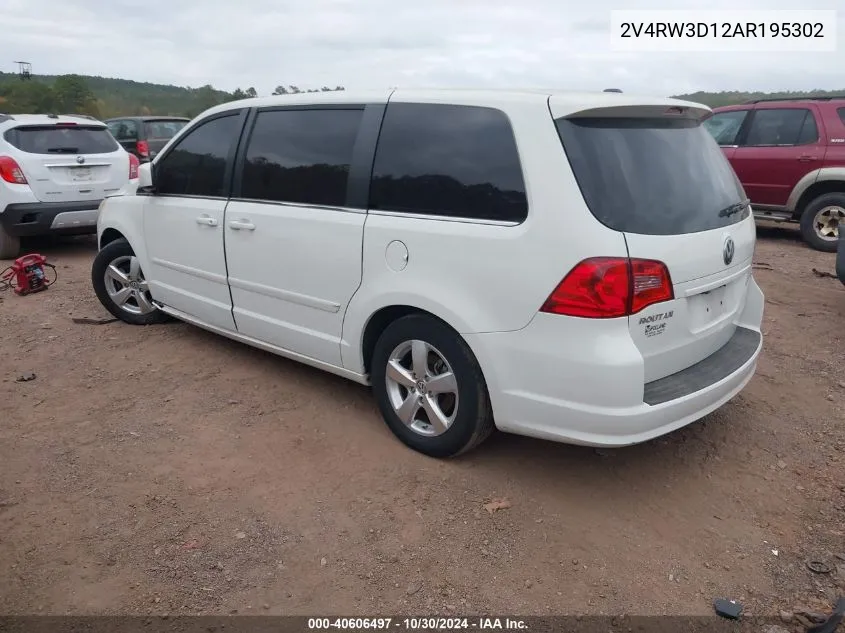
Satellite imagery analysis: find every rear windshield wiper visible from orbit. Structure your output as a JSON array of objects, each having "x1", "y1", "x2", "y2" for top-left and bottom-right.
[
  {"x1": 46, "y1": 147, "x2": 80, "y2": 153},
  {"x1": 717, "y1": 199, "x2": 750, "y2": 218}
]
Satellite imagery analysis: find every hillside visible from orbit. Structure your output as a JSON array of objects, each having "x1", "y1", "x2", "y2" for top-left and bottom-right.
[{"x1": 1, "y1": 71, "x2": 844, "y2": 118}]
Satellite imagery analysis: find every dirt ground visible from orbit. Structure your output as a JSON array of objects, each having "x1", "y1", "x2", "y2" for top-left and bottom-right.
[{"x1": 0, "y1": 223, "x2": 844, "y2": 618}]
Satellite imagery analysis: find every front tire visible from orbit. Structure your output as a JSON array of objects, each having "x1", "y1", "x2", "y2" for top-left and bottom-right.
[
  {"x1": 370, "y1": 314, "x2": 494, "y2": 457},
  {"x1": 91, "y1": 238, "x2": 168, "y2": 325},
  {"x1": 799, "y1": 192, "x2": 845, "y2": 252},
  {"x1": 0, "y1": 225, "x2": 20, "y2": 259}
]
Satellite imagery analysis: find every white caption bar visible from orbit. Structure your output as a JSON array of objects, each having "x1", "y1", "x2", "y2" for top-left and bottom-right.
[{"x1": 610, "y1": 10, "x2": 838, "y2": 52}]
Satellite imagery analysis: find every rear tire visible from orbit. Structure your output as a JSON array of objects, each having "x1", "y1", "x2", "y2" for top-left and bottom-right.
[
  {"x1": 0, "y1": 225, "x2": 20, "y2": 259},
  {"x1": 799, "y1": 192, "x2": 845, "y2": 252},
  {"x1": 370, "y1": 314, "x2": 495, "y2": 457},
  {"x1": 91, "y1": 238, "x2": 168, "y2": 325}
]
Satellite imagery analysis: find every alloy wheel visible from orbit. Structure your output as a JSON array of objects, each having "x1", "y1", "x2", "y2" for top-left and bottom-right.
[
  {"x1": 103, "y1": 255, "x2": 155, "y2": 315},
  {"x1": 384, "y1": 339, "x2": 459, "y2": 437}
]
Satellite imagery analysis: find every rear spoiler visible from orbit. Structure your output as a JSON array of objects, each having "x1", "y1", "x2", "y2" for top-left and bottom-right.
[{"x1": 561, "y1": 104, "x2": 712, "y2": 123}]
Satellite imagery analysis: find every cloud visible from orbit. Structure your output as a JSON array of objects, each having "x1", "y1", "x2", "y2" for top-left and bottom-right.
[{"x1": 1, "y1": 0, "x2": 843, "y2": 95}]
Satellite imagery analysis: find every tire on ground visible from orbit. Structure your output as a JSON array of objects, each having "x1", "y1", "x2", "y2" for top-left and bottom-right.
[
  {"x1": 0, "y1": 225, "x2": 20, "y2": 260},
  {"x1": 799, "y1": 192, "x2": 845, "y2": 252},
  {"x1": 370, "y1": 313, "x2": 495, "y2": 457},
  {"x1": 91, "y1": 238, "x2": 168, "y2": 326}
]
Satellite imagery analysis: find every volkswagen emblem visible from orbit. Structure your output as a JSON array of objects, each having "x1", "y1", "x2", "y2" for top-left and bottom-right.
[
  {"x1": 76, "y1": 155, "x2": 85, "y2": 165},
  {"x1": 723, "y1": 236, "x2": 735, "y2": 266}
]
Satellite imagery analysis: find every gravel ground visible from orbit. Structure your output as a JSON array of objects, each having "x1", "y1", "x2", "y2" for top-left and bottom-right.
[{"x1": 0, "y1": 223, "x2": 843, "y2": 618}]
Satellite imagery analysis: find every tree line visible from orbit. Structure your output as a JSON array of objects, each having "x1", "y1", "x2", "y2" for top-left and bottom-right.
[
  {"x1": 1, "y1": 71, "x2": 842, "y2": 119},
  {"x1": 0, "y1": 72, "x2": 346, "y2": 119}
]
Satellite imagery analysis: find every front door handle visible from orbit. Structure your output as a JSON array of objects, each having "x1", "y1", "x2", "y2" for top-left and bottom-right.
[
  {"x1": 228, "y1": 219, "x2": 256, "y2": 231},
  {"x1": 798, "y1": 155, "x2": 818, "y2": 162},
  {"x1": 196, "y1": 215, "x2": 218, "y2": 227}
]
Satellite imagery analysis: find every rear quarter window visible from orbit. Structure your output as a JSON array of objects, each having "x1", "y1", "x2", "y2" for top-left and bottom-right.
[
  {"x1": 4, "y1": 125, "x2": 120, "y2": 154},
  {"x1": 555, "y1": 116, "x2": 748, "y2": 236},
  {"x1": 369, "y1": 103, "x2": 528, "y2": 223}
]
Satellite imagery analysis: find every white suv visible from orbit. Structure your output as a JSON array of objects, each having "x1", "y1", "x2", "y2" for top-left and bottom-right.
[
  {"x1": 91, "y1": 89, "x2": 764, "y2": 457},
  {"x1": 0, "y1": 114, "x2": 138, "y2": 258}
]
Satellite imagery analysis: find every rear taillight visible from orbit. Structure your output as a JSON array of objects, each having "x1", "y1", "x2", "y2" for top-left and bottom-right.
[
  {"x1": 0, "y1": 156, "x2": 27, "y2": 184},
  {"x1": 128, "y1": 153, "x2": 139, "y2": 179},
  {"x1": 540, "y1": 257, "x2": 673, "y2": 318},
  {"x1": 136, "y1": 140, "x2": 149, "y2": 158}
]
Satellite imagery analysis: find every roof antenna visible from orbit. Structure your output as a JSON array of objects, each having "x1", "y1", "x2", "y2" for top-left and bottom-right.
[{"x1": 603, "y1": 88, "x2": 623, "y2": 93}]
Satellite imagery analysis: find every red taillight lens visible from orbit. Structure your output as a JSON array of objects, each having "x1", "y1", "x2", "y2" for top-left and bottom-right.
[
  {"x1": 540, "y1": 257, "x2": 673, "y2": 319},
  {"x1": 128, "y1": 153, "x2": 139, "y2": 179},
  {"x1": 0, "y1": 156, "x2": 28, "y2": 184},
  {"x1": 136, "y1": 140, "x2": 149, "y2": 157}
]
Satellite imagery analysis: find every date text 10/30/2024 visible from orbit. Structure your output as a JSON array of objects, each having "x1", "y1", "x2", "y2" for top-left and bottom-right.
[{"x1": 307, "y1": 618, "x2": 528, "y2": 630}]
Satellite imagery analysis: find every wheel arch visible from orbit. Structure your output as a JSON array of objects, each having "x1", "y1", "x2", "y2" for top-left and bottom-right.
[
  {"x1": 789, "y1": 170, "x2": 845, "y2": 219},
  {"x1": 99, "y1": 227, "x2": 126, "y2": 250},
  {"x1": 360, "y1": 304, "x2": 465, "y2": 376}
]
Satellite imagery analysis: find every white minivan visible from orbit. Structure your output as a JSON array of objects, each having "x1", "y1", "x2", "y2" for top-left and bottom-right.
[{"x1": 91, "y1": 89, "x2": 764, "y2": 457}]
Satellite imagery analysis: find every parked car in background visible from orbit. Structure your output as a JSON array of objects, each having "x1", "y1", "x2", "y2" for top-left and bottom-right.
[
  {"x1": 105, "y1": 116, "x2": 189, "y2": 163},
  {"x1": 91, "y1": 89, "x2": 763, "y2": 457},
  {"x1": 704, "y1": 96, "x2": 845, "y2": 252},
  {"x1": 0, "y1": 113, "x2": 138, "y2": 259}
]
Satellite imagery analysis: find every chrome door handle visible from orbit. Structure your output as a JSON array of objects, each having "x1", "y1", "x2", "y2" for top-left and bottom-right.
[
  {"x1": 228, "y1": 220, "x2": 255, "y2": 231},
  {"x1": 196, "y1": 215, "x2": 218, "y2": 227}
]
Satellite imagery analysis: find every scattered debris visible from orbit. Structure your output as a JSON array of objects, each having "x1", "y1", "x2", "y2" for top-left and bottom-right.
[
  {"x1": 483, "y1": 498, "x2": 512, "y2": 514},
  {"x1": 16, "y1": 373, "x2": 36, "y2": 382},
  {"x1": 772, "y1": 549, "x2": 779, "y2": 556},
  {"x1": 406, "y1": 582, "x2": 422, "y2": 596},
  {"x1": 524, "y1": 580, "x2": 533, "y2": 589},
  {"x1": 777, "y1": 459, "x2": 788, "y2": 470},
  {"x1": 182, "y1": 540, "x2": 200, "y2": 550},
  {"x1": 320, "y1": 557, "x2": 327, "y2": 567},
  {"x1": 753, "y1": 262, "x2": 774, "y2": 270},
  {"x1": 234, "y1": 531, "x2": 246, "y2": 540},
  {"x1": 71, "y1": 317, "x2": 118, "y2": 325},
  {"x1": 812, "y1": 268, "x2": 837, "y2": 280},
  {"x1": 806, "y1": 560, "x2": 832, "y2": 574},
  {"x1": 779, "y1": 610, "x2": 793, "y2": 623},
  {"x1": 714, "y1": 598, "x2": 743, "y2": 620}
]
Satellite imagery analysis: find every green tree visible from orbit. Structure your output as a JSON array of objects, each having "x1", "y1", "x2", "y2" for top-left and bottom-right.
[
  {"x1": 0, "y1": 80, "x2": 56, "y2": 113},
  {"x1": 272, "y1": 85, "x2": 288, "y2": 95},
  {"x1": 245, "y1": 87, "x2": 257, "y2": 98},
  {"x1": 52, "y1": 74, "x2": 99, "y2": 116}
]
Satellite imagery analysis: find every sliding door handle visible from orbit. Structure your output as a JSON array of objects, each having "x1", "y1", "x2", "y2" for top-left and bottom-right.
[{"x1": 228, "y1": 220, "x2": 256, "y2": 231}]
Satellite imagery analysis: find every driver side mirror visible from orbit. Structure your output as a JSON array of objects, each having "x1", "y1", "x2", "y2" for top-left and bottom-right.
[{"x1": 138, "y1": 162, "x2": 154, "y2": 192}]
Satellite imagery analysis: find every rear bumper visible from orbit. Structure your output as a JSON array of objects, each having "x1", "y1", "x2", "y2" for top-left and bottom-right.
[
  {"x1": 0, "y1": 200, "x2": 102, "y2": 237},
  {"x1": 465, "y1": 276, "x2": 765, "y2": 447}
]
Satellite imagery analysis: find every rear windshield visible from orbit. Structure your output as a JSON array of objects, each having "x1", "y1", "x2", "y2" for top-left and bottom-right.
[
  {"x1": 4, "y1": 125, "x2": 119, "y2": 155},
  {"x1": 554, "y1": 117, "x2": 748, "y2": 235},
  {"x1": 145, "y1": 120, "x2": 187, "y2": 139}
]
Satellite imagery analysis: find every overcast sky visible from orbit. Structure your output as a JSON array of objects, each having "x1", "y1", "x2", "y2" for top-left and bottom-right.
[{"x1": 1, "y1": 0, "x2": 842, "y2": 95}]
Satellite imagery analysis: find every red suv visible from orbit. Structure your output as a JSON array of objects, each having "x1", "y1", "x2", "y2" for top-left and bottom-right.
[{"x1": 705, "y1": 97, "x2": 845, "y2": 251}]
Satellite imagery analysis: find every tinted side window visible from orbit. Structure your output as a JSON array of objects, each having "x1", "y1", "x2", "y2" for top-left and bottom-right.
[
  {"x1": 745, "y1": 109, "x2": 813, "y2": 146},
  {"x1": 840, "y1": 108, "x2": 845, "y2": 127},
  {"x1": 156, "y1": 114, "x2": 241, "y2": 197},
  {"x1": 702, "y1": 110, "x2": 748, "y2": 145},
  {"x1": 370, "y1": 103, "x2": 527, "y2": 222},
  {"x1": 241, "y1": 109, "x2": 363, "y2": 207},
  {"x1": 796, "y1": 111, "x2": 819, "y2": 144}
]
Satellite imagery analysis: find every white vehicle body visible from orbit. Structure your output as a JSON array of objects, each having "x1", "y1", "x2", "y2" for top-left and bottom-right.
[
  {"x1": 0, "y1": 113, "x2": 136, "y2": 258},
  {"x1": 93, "y1": 89, "x2": 764, "y2": 455}
]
